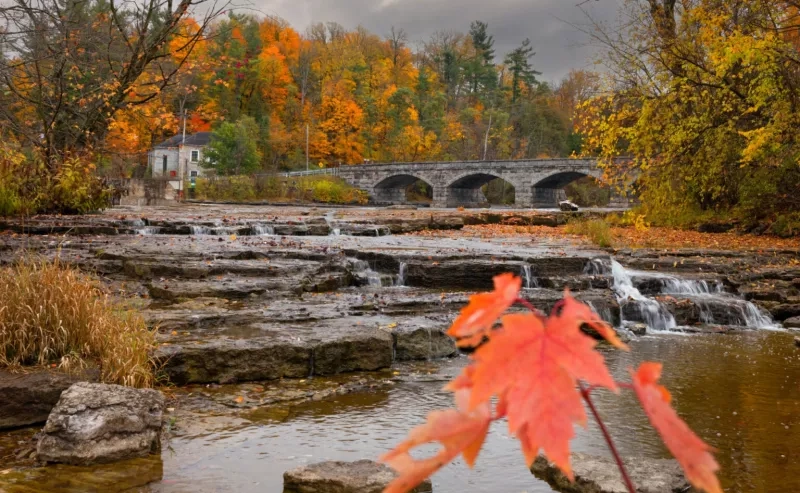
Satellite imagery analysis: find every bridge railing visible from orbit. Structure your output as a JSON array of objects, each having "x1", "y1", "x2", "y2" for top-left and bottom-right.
[
  {"x1": 333, "y1": 157, "x2": 629, "y2": 168},
  {"x1": 272, "y1": 168, "x2": 341, "y2": 178}
]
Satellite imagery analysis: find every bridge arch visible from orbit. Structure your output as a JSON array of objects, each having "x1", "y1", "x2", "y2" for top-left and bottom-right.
[
  {"x1": 372, "y1": 173, "x2": 435, "y2": 205},
  {"x1": 530, "y1": 169, "x2": 604, "y2": 208},
  {"x1": 445, "y1": 172, "x2": 520, "y2": 208}
]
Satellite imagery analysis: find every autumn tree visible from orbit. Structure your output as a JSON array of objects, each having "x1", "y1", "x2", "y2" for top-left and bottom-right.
[
  {"x1": 577, "y1": 0, "x2": 800, "y2": 230},
  {"x1": 0, "y1": 0, "x2": 227, "y2": 164}
]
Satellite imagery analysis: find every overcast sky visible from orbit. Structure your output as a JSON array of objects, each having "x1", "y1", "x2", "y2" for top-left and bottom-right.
[{"x1": 247, "y1": 0, "x2": 622, "y2": 83}]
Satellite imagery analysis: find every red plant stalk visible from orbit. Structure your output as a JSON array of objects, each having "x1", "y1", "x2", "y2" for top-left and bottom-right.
[{"x1": 579, "y1": 382, "x2": 637, "y2": 493}]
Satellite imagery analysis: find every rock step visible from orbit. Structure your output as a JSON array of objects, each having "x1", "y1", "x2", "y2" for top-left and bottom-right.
[
  {"x1": 531, "y1": 452, "x2": 692, "y2": 493},
  {"x1": 0, "y1": 369, "x2": 99, "y2": 430},
  {"x1": 155, "y1": 316, "x2": 458, "y2": 385},
  {"x1": 283, "y1": 460, "x2": 432, "y2": 493}
]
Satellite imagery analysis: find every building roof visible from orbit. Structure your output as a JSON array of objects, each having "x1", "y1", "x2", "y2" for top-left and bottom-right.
[{"x1": 154, "y1": 132, "x2": 212, "y2": 148}]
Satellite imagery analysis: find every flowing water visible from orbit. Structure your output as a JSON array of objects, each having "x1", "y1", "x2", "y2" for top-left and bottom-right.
[
  {"x1": 250, "y1": 224, "x2": 275, "y2": 236},
  {"x1": 597, "y1": 259, "x2": 779, "y2": 332},
  {"x1": 395, "y1": 262, "x2": 407, "y2": 287},
  {"x1": 520, "y1": 264, "x2": 538, "y2": 289}
]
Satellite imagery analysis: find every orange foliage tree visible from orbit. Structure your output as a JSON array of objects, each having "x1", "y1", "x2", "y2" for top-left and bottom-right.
[{"x1": 381, "y1": 274, "x2": 722, "y2": 493}]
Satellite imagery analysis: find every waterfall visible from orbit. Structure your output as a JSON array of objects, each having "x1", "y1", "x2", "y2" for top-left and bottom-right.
[
  {"x1": 520, "y1": 265, "x2": 538, "y2": 289},
  {"x1": 395, "y1": 262, "x2": 407, "y2": 287},
  {"x1": 331, "y1": 228, "x2": 341, "y2": 236},
  {"x1": 135, "y1": 226, "x2": 161, "y2": 235},
  {"x1": 251, "y1": 224, "x2": 275, "y2": 236},
  {"x1": 350, "y1": 259, "x2": 383, "y2": 287},
  {"x1": 607, "y1": 259, "x2": 779, "y2": 332},
  {"x1": 587, "y1": 301, "x2": 613, "y2": 325},
  {"x1": 610, "y1": 260, "x2": 677, "y2": 331},
  {"x1": 190, "y1": 225, "x2": 212, "y2": 235}
]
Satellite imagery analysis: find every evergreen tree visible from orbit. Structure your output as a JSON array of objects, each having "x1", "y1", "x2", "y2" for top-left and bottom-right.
[
  {"x1": 504, "y1": 38, "x2": 541, "y2": 104},
  {"x1": 465, "y1": 21, "x2": 497, "y2": 101}
]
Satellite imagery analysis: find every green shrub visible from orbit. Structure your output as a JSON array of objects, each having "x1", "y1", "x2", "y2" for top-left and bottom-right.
[{"x1": 565, "y1": 218, "x2": 614, "y2": 247}]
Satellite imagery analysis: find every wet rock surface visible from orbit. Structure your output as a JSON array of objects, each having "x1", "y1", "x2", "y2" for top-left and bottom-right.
[
  {"x1": 531, "y1": 452, "x2": 692, "y2": 493},
  {"x1": 0, "y1": 369, "x2": 98, "y2": 430},
  {"x1": 37, "y1": 383, "x2": 164, "y2": 465},
  {"x1": 283, "y1": 459, "x2": 433, "y2": 493}
]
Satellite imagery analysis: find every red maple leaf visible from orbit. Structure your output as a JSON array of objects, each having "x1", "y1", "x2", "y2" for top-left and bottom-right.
[
  {"x1": 631, "y1": 363, "x2": 722, "y2": 493},
  {"x1": 447, "y1": 273, "x2": 521, "y2": 347},
  {"x1": 465, "y1": 291, "x2": 625, "y2": 478},
  {"x1": 380, "y1": 389, "x2": 492, "y2": 493}
]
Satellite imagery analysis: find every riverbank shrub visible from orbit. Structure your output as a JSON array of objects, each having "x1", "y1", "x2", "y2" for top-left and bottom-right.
[
  {"x1": 565, "y1": 218, "x2": 613, "y2": 247},
  {"x1": 0, "y1": 142, "x2": 110, "y2": 217},
  {"x1": 0, "y1": 258, "x2": 157, "y2": 388},
  {"x1": 194, "y1": 174, "x2": 368, "y2": 205}
]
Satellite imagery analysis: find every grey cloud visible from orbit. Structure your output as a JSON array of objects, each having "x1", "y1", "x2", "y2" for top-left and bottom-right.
[{"x1": 252, "y1": 0, "x2": 620, "y2": 81}]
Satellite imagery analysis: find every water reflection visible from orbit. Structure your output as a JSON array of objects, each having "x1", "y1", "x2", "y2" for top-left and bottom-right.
[{"x1": 1, "y1": 457, "x2": 163, "y2": 493}]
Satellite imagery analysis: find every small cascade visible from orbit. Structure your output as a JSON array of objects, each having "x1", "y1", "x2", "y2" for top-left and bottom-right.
[
  {"x1": 584, "y1": 258, "x2": 611, "y2": 276},
  {"x1": 129, "y1": 219, "x2": 146, "y2": 228},
  {"x1": 395, "y1": 262, "x2": 407, "y2": 287},
  {"x1": 331, "y1": 228, "x2": 341, "y2": 236},
  {"x1": 661, "y1": 278, "x2": 723, "y2": 295},
  {"x1": 587, "y1": 301, "x2": 614, "y2": 325},
  {"x1": 350, "y1": 259, "x2": 384, "y2": 287},
  {"x1": 190, "y1": 225, "x2": 213, "y2": 235},
  {"x1": 520, "y1": 265, "x2": 538, "y2": 289},
  {"x1": 606, "y1": 259, "x2": 779, "y2": 332},
  {"x1": 135, "y1": 226, "x2": 161, "y2": 235},
  {"x1": 251, "y1": 224, "x2": 275, "y2": 236},
  {"x1": 610, "y1": 260, "x2": 677, "y2": 331}
]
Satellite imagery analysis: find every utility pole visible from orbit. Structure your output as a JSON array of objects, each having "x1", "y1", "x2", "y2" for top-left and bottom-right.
[
  {"x1": 305, "y1": 123, "x2": 310, "y2": 171},
  {"x1": 483, "y1": 113, "x2": 492, "y2": 161}
]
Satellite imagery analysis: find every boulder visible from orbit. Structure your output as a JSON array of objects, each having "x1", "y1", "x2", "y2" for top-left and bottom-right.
[
  {"x1": 784, "y1": 316, "x2": 800, "y2": 329},
  {"x1": 0, "y1": 369, "x2": 97, "y2": 430},
  {"x1": 37, "y1": 382, "x2": 164, "y2": 465},
  {"x1": 531, "y1": 452, "x2": 693, "y2": 493},
  {"x1": 283, "y1": 460, "x2": 432, "y2": 493},
  {"x1": 560, "y1": 200, "x2": 580, "y2": 212},
  {"x1": 770, "y1": 304, "x2": 800, "y2": 321},
  {"x1": 393, "y1": 325, "x2": 457, "y2": 361}
]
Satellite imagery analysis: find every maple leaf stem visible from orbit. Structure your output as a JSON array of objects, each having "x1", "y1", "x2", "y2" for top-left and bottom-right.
[
  {"x1": 579, "y1": 382, "x2": 637, "y2": 493},
  {"x1": 514, "y1": 297, "x2": 546, "y2": 317}
]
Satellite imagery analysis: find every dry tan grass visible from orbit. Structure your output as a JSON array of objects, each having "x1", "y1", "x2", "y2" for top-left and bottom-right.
[{"x1": 0, "y1": 257, "x2": 156, "y2": 387}]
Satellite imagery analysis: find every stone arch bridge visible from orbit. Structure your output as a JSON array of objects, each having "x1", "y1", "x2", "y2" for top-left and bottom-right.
[{"x1": 335, "y1": 158, "x2": 622, "y2": 208}]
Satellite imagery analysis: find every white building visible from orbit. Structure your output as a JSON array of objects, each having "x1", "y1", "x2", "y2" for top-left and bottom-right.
[{"x1": 148, "y1": 132, "x2": 211, "y2": 193}]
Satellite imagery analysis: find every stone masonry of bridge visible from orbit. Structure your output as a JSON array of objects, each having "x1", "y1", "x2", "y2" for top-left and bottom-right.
[{"x1": 336, "y1": 158, "x2": 622, "y2": 208}]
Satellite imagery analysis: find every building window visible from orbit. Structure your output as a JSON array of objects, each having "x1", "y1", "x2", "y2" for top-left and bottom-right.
[
  {"x1": 190, "y1": 150, "x2": 199, "y2": 162},
  {"x1": 162, "y1": 155, "x2": 168, "y2": 174},
  {"x1": 190, "y1": 170, "x2": 198, "y2": 178}
]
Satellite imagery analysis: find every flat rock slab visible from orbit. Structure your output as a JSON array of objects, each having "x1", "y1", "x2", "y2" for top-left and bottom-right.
[
  {"x1": 0, "y1": 369, "x2": 97, "y2": 430},
  {"x1": 531, "y1": 452, "x2": 693, "y2": 493},
  {"x1": 785, "y1": 316, "x2": 800, "y2": 329},
  {"x1": 283, "y1": 459, "x2": 432, "y2": 493},
  {"x1": 37, "y1": 382, "x2": 165, "y2": 465}
]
